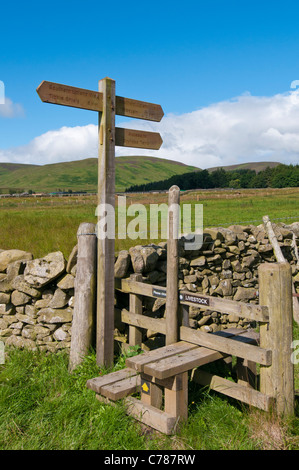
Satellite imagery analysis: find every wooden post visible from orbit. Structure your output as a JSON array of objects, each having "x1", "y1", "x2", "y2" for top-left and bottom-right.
[
  {"x1": 69, "y1": 223, "x2": 97, "y2": 372},
  {"x1": 129, "y1": 273, "x2": 143, "y2": 347},
  {"x1": 236, "y1": 358, "x2": 257, "y2": 389},
  {"x1": 263, "y1": 215, "x2": 299, "y2": 324},
  {"x1": 97, "y1": 77, "x2": 116, "y2": 367},
  {"x1": 164, "y1": 372, "x2": 188, "y2": 424},
  {"x1": 259, "y1": 262, "x2": 294, "y2": 416},
  {"x1": 140, "y1": 375, "x2": 163, "y2": 409},
  {"x1": 165, "y1": 185, "x2": 180, "y2": 345}
]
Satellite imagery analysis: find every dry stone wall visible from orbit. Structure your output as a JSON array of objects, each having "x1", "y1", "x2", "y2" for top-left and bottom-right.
[
  {"x1": 0, "y1": 246, "x2": 77, "y2": 353},
  {"x1": 0, "y1": 221, "x2": 298, "y2": 353}
]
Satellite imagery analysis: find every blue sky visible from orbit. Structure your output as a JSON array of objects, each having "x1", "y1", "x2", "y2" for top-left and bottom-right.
[{"x1": 1, "y1": 0, "x2": 299, "y2": 168}]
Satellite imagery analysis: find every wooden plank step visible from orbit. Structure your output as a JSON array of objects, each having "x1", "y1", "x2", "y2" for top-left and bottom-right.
[
  {"x1": 125, "y1": 396, "x2": 177, "y2": 435},
  {"x1": 100, "y1": 375, "x2": 141, "y2": 401},
  {"x1": 126, "y1": 341, "x2": 198, "y2": 372},
  {"x1": 86, "y1": 368, "x2": 138, "y2": 394},
  {"x1": 144, "y1": 346, "x2": 225, "y2": 380}
]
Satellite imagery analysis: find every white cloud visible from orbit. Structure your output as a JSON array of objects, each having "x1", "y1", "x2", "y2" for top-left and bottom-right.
[
  {"x1": 0, "y1": 97, "x2": 24, "y2": 118},
  {"x1": 116, "y1": 90, "x2": 299, "y2": 168},
  {"x1": 1, "y1": 90, "x2": 299, "y2": 167},
  {"x1": 0, "y1": 124, "x2": 98, "y2": 164}
]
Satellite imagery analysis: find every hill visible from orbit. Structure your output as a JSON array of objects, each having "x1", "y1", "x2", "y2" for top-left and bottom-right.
[
  {"x1": 0, "y1": 156, "x2": 200, "y2": 193},
  {"x1": 125, "y1": 161, "x2": 299, "y2": 192},
  {"x1": 207, "y1": 161, "x2": 280, "y2": 173}
]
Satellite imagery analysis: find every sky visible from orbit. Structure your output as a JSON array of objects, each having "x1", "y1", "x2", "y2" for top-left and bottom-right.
[{"x1": 1, "y1": 0, "x2": 299, "y2": 169}]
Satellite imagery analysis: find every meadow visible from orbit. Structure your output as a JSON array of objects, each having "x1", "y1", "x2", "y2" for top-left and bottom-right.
[
  {"x1": 0, "y1": 342, "x2": 298, "y2": 450},
  {"x1": 0, "y1": 186, "x2": 298, "y2": 258},
  {"x1": 0, "y1": 186, "x2": 298, "y2": 450}
]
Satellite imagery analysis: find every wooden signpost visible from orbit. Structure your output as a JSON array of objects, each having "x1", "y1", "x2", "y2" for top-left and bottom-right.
[{"x1": 37, "y1": 77, "x2": 163, "y2": 367}]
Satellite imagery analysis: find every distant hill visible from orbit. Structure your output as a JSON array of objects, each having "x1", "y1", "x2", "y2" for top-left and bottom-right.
[
  {"x1": 125, "y1": 160, "x2": 296, "y2": 193},
  {"x1": 0, "y1": 156, "x2": 200, "y2": 193},
  {"x1": 207, "y1": 161, "x2": 281, "y2": 173}
]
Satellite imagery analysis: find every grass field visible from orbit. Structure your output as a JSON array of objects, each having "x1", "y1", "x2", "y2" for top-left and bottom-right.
[
  {"x1": 0, "y1": 186, "x2": 298, "y2": 450},
  {"x1": 0, "y1": 339, "x2": 298, "y2": 450},
  {"x1": 0, "y1": 187, "x2": 298, "y2": 258}
]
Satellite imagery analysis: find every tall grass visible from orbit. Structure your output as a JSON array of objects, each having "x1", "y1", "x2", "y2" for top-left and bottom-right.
[
  {"x1": 0, "y1": 342, "x2": 298, "y2": 450},
  {"x1": 0, "y1": 188, "x2": 298, "y2": 258},
  {"x1": 0, "y1": 188, "x2": 298, "y2": 449}
]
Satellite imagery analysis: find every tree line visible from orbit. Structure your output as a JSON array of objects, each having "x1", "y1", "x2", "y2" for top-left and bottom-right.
[{"x1": 125, "y1": 163, "x2": 299, "y2": 192}]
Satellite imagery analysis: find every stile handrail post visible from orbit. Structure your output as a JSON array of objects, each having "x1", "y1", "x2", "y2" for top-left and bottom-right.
[{"x1": 258, "y1": 262, "x2": 294, "y2": 416}]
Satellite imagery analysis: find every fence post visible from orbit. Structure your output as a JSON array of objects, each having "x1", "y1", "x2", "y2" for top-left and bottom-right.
[
  {"x1": 165, "y1": 185, "x2": 180, "y2": 345},
  {"x1": 69, "y1": 223, "x2": 97, "y2": 372},
  {"x1": 258, "y1": 262, "x2": 294, "y2": 416}
]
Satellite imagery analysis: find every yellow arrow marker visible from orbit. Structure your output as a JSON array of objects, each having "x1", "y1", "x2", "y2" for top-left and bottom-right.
[{"x1": 141, "y1": 382, "x2": 150, "y2": 393}]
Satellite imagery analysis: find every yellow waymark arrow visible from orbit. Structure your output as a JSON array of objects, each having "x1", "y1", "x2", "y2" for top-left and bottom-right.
[{"x1": 141, "y1": 382, "x2": 150, "y2": 393}]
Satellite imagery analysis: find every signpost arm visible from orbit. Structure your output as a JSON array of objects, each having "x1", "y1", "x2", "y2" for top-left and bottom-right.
[{"x1": 96, "y1": 77, "x2": 116, "y2": 367}]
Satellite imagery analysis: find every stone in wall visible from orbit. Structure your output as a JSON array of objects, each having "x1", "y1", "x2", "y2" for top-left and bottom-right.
[
  {"x1": 0, "y1": 250, "x2": 33, "y2": 273},
  {"x1": 24, "y1": 251, "x2": 66, "y2": 287}
]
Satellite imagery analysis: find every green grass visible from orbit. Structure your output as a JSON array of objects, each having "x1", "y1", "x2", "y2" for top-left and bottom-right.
[
  {"x1": 0, "y1": 187, "x2": 298, "y2": 258},
  {"x1": 0, "y1": 342, "x2": 298, "y2": 450},
  {"x1": 0, "y1": 187, "x2": 298, "y2": 450}
]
